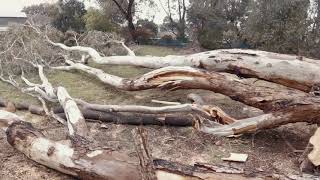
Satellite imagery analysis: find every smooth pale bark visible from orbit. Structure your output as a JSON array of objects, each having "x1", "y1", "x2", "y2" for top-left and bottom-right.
[
  {"x1": 20, "y1": 66, "x2": 89, "y2": 138},
  {"x1": 50, "y1": 40, "x2": 320, "y2": 92},
  {"x1": 56, "y1": 87, "x2": 88, "y2": 138},
  {"x1": 308, "y1": 127, "x2": 320, "y2": 166}
]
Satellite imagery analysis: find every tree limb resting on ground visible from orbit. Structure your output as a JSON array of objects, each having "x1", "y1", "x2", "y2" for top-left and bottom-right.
[{"x1": 50, "y1": 40, "x2": 320, "y2": 92}]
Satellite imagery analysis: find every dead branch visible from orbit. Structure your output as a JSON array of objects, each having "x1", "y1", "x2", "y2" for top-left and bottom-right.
[{"x1": 199, "y1": 102, "x2": 320, "y2": 136}]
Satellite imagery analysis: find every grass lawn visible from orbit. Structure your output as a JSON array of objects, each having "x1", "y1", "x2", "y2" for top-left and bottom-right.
[{"x1": 134, "y1": 45, "x2": 180, "y2": 56}]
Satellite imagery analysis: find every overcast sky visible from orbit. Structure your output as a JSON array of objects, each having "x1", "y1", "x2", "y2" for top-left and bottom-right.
[{"x1": 0, "y1": 0, "x2": 175, "y2": 24}]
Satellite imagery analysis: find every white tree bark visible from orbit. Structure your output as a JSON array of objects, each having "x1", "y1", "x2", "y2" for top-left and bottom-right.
[
  {"x1": 308, "y1": 127, "x2": 320, "y2": 166},
  {"x1": 20, "y1": 65, "x2": 89, "y2": 138},
  {"x1": 1, "y1": 110, "x2": 141, "y2": 180},
  {"x1": 57, "y1": 87, "x2": 88, "y2": 138}
]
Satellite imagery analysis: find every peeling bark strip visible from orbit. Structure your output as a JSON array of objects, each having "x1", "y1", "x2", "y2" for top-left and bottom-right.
[
  {"x1": 56, "y1": 87, "x2": 88, "y2": 138},
  {"x1": 51, "y1": 40, "x2": 320, "y2": 92},
  {"x1": 18, "y1": 65, "x2": 89, "y2": 138}
]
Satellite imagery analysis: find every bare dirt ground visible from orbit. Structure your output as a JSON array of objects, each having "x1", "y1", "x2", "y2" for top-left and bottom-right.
[{"x1": 0, "y1": 46, "x2": 318, "y2": 179}]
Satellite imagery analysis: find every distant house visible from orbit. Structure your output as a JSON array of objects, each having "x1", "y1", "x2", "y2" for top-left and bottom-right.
[
  {"x1": 0, "y1": 15, "x2": 27, "y2": 31},
  {"x1": 0, "y1": 2, "x2": 27, "y2": 31}
]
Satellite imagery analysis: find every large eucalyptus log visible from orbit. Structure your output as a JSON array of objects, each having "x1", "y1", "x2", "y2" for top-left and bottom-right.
[
  {"x1": 54, "y1": 61, "x2": 313, "y2": 112},
  {"x1": 50, "y1": 40, "x2": 320, "y2": 92},
  {"x1": 3, "y1": 110, "x2": 305, "y2": 180},
  {"x1": 0, "y1": 111, "x2": 141, "y2": 180}
]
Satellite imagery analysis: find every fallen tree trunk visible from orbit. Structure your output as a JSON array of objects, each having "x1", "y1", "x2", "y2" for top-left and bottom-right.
[
  {"x1": 1, "y1": 111, "x2": 142, "y2": 180},
  {"x1": 53, "y1": 61, "x2": 313, "y2": 112},
  {"x1": 50, "y1": 40, "x2": 320, "y2": 92},
  {"x1": 56, "y1": 110, "x2": 195, "y2": 126},
  {"x1": 75, "y1": 99, "x2": 236, "y2": 124},
  {"x1": 0, "y1": 98, "x2": 45, "y2": 115}
]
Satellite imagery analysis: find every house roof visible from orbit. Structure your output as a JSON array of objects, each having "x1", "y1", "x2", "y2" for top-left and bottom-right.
[{"x1": 0, "y1": 0, "x2": 27, "y2": 18}]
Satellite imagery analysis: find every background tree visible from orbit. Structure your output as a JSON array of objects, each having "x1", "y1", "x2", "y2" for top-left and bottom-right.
[
  {"x1": 53, "y1": 0, "x2": 87, "y2": 32},
  {"x1": 135, "y1": 19, "x2": 158, "y2": 44},
  {"x1": 97, "y1": 0, "x2": 137, "y2": 41},
  {"x1": 305, "y1": 0, "x2": 320, "y2": 58},
  {"x1": 243, "y1": 0, "x2": 310, "y2": 54},
  {"x1": 161, "y1": 0, "x2": 187, "y2": 41},
  {"x1": 136, "y1": 19, "x2": 158, "y2": 36},
  {"x1": 83, "y1": 8, "x2": 116, "y2": 32},
  {"x1": 23, "y1": 3, "x2": 59, "y2": 26},
  {"x1": 188, "y1": 0, "x2": 249, "y2": 49}
]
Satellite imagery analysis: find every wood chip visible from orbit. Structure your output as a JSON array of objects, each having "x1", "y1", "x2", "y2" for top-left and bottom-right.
[{"x1": 222, "y1": 153, "x2": 248, "y2": 162}]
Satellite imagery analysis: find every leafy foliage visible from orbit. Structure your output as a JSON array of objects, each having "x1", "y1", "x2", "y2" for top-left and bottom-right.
[
  {"x1": 188, "y1": 0, "x2": 250, "y2": 49},
  {"x1": 23, "y1": 3, "x2": 59, "y2": 26},
  {"x1": 83, "y1": 8, "x2": 116, "y2": 32},
  {"x1": 52, "y1": 0, "x2": 87, "y2": 32},
  {"x1": 243, "y1": 0, "x2": 310, "y2": 54}
]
